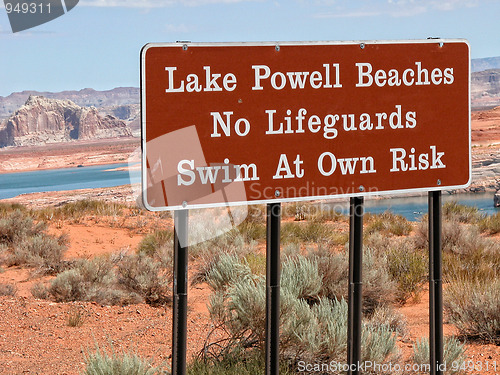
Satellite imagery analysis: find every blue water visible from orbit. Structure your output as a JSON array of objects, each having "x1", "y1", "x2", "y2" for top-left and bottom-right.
[
  {"x1": 0, "y1": 164, "x2": 498, "y2": 221},
  {"x1": 0, "y1": 163, "x2": 140, "y2": 200},
  {"x1": 329, "y1": 193, "x2": 500, "y2": 221}
]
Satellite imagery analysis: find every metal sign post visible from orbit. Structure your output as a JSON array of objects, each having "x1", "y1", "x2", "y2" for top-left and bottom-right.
[
  {"x1": 347, "y1": 197, "x2": 364, "y2": 375},
  {"x1": 266, "y1": 203, "x2": 281, "y2": 375},
  {"x1": 429, "y1": 191, "x2": 443, "y2": 375},
  {"x1": 172, "y1": 209, "x2": 188, "y2": 375}
]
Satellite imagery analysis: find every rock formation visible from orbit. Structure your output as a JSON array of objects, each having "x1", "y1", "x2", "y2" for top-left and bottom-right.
[{"x1": 0, "y1": 96, "x2": 131, "y2": 147}]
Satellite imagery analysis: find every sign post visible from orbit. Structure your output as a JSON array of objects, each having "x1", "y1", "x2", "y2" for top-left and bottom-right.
[
  {"x1": 266, "y1": 203, "x2": 281, "y2": 375},
  {"x1": 429, "y1": 191, "x2": 443, "y2": 375},
  {"x1": 347, "y1": 197, "x2": 364, "y2": 375},
  {"x1": 172, "y1": 209, "x2": 188, "y2": 375}
]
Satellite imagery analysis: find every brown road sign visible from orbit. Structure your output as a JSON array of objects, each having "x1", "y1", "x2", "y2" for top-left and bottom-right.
[{"x1": 141, "y1": 40, "x2": 470, "y2": 211}]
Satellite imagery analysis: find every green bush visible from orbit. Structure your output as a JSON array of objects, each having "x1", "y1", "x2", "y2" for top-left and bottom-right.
[
  {"x1": 8, "y1": 234, "x2": 68, "y2": 274},
  {"x1": 37, "y1": 200, "x2": 126, "y2": 222},
  {"x1": 83, "y1": 344, "x2": 162, "y2": 375},
  {"x1": 31, "y1": 282, "x2": 49, "y2": 299},
  {"x1": 415, "y1": 218, "x2": 500, "y2": 281},
  {"x1": 443, "y1": 201, "x2": 484, "y2": 224},
  {"x1": 365, "y1": 211, "x2": 412, "y2": 236},
  {"x1": 188, "y1": 350, "x2": 294, "y2": 375},
  {"x1": 0, "y1": 210, "x2": 46, "y2": 244},
  {"x1": 386, "y1": 239, "x2": 428, "y2": 303},
  {"x1": 117, "y1": 253, "x2": 171, "y2": 306},
  {"x1": 0, "y1": 283, "x2": 16, "y2": 296},
  {"x1": 413, "y1": 336, "x2": 465, "y2": 374},
  {"x1": 479, "y1": 212, "x2": 500, "y2": 234},
  {"x1": 0, "y1": 209, "x2": 68, "y2": 274},
  {"x1": 204, "y1": 254, "x2": 400, "y2": 367},
  {"x1": 137, "y1": 230, "x2": 173, "y2": 256},
  {"x1": 444, "y1": 278, "x2": 500, "y2": 344},
  {"x1": 49, "y1": 253, "x2": 170, "y2": 306},
  {"x1": 281, "y1": 221, "x2": 345, "y2": 245}
]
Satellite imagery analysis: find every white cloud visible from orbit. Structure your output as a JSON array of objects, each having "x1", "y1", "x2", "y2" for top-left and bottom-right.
[
  {"x1": 80, "y1": 0, "x2": 258, "y2": 7},
  {"x1": 313, "y1": 0, "x2": 481, "y2": 18},
  {"x1": 165, "y1": 23, "x2": 193, "y2": 32}
]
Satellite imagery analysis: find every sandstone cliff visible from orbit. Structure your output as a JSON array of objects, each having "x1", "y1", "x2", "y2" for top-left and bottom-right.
[
  {"x1": 0, "y1": 87, "x2": 139, "y2": 120},
  {"x1": 0, "y1": 96, "x2": 131, "y2": 147},
  {"x1": 471, "y1": 69, "x2": 500, "y2": 109}
]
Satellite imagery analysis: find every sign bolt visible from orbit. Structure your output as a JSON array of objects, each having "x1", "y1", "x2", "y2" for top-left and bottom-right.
[
  {"x1": 182, "y1": 201, "x2": 188, "y2": 208},
  {"x1": 360, "y1": 43, "x2": 365, "y2": 49},
  {"x1": 437, "y1": 179, "x2": 441, "y2": 186},
  {"x1": 182, "y1": 44, "x2": 188, "y2": 51},
  {"x1": 359, "y1": 185, "x2": 365, "y2": 192},
  {"x1": 275, "y1": 44, "x2": 280, "y2": 51},
  {"x1": 275, "y1": 190, "x2": 281, "y2": 197}
]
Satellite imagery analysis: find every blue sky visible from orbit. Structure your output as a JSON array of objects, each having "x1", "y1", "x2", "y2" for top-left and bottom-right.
[{"x1": 1, "y1": 0, "x2": 500, "y2": 96}]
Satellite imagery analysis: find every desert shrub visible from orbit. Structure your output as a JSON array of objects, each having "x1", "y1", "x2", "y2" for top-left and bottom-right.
[
  {"x1": 67, "y1": 306, "x2": 85, "y2": 327},
  {"x1": 315, "y1": 250, "x2": 349, "y2": 300},
  {"x1": 443, "y1": 201, "x2": 484, "y2": 224},
  {"x1": 0, "y1": 210, "x2": 67, "y2": 274},
  {"x1": 204, "y1": 254, "x2": 399, "y2": 367},
  {"x1": 361, "y1": 249, "x2": 397, "y2": 315},
  {"x1": 310, "y1": 206, "x2": 346, "y2": 223},
  {"x1": 8, "y1": 234, "x2": 68, "y2": 274},
  {"x1": 0, "y1": 210, "x2": 46, "y2": 244},
  {"x1": 282, "y1": 202, "x2": 345, "y2": 223},
  {"x1": 361, "y1": 324, "x2": 398, "y2": 364},
  {"x1": 365, "y1": 211, "x2": 412, "y2": 236},
  {"x1": 0, "y1": 283, "x2": 16, "y2": 296},
  {"x1": 244, "y1": 253, "x2": 266, "y2": 275},
  {"x1": 386, "y1": 239, "x2": 428, "y2": 303},
  {"x1": 444, "y1": 278, "x2": 500, "y2": 344},
  {"x1": 304, "y1": 246, "x2": 396, "y2": 315},
  {"x1": 49, "y1": 256, "x2": 144, "y2": 306},
  {"x1": 204, "y1": 253, "x2": 253, "y2": 292},
  {"x1": 281, "y1": 221, "x2": 337, "y2": 244},
  {"x1": 50, "y1": 268, "x2": 86, "y2": 302},
  {"x1": 368, "y1": 305, "x2": 407, "y2": 337},
  {"x1": 236, "y1": 221, "x2": 266, "y2": 242},
  {"x1": 57, "y1": 200, "x2": 125, "y2": 220},
  {"x1": 479, "y1": 212, "x2": 500, "y2": 234},
  {"x1": 137, "y1": 230, "x2": 173, "y2": 256},
  {"x1": 188, "y1": 350, "x2": 294, "y2": 375},
  {"x1": 0, "y1": 203, "x2": 26, "y2": 217},
  {"x1": 117, "y1": 253, "x2": 170, "y2": 306},
  {"x1": 415, "y1": 217, "x2": 500, "y2": 281},
  {"x1": 282, "y1": 202, "x2": 308, "y2": 220},
  {"x1": 413, "y1": 336, "x2": 465, "y2": 374},
  {"x1": 31, "y1": 282, "x2": 49, "y2": 299},
  {"x1": 281, "y1": 256, "x2": 322, "y2": 302},
  {"x1": 83, "y1": 344, "x2": 162, "y2": 375}
]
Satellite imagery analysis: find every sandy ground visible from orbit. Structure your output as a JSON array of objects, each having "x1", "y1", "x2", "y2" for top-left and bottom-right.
[{"x1": 0, "y1": 213, "x2": 498, "y2": 374}]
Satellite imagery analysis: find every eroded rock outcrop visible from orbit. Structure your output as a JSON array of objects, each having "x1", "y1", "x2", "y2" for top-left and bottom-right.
[{"x1": 0, "y1": 96, "x2": 131, "y2": 147}]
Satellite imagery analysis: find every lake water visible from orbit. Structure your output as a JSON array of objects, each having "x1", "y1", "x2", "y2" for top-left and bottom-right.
[
  {"x1": 0, "y1": 163, "x2": 498, "y2": 221},
  {"x1": 0, "y1": 163, "x2": 140, "y2": 200},
  {"x1": 330, "y1": 193, "x2": 500, "y2": 221}
]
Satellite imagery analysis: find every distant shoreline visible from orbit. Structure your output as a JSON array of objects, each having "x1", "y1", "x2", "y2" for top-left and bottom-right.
[{"x1": 0, "y1": 138, "x2": 140, "y2": 174}]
